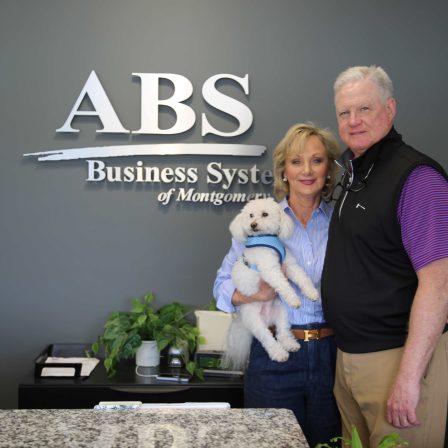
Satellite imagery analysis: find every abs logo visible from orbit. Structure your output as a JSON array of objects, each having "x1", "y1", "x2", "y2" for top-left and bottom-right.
[
  {"x1": 24, "y1": 71, "x2": 271, "y2": 206},
  {"x1": 25, "y1": 71, "x2": 265, "y2": 160}
]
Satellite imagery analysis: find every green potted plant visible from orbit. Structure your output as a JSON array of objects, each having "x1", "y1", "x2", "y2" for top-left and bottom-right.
[
  {"x1": 315, "y1": 425, "x2": 408, "y2": 448},
  {"x1": 90, "y1": 292, "x2": 205, "y2": 378}
]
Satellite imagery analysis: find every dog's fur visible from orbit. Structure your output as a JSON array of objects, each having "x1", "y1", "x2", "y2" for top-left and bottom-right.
[{"x1": 222, "y1": 197, "x2": 319, "y2": 370}]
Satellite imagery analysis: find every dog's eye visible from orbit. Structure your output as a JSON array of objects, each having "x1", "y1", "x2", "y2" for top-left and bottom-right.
[
  {"x1": 249, "y1": 213, "x2": 254, "y2": 218},
  {"x1": 262, "y1": 212, "x2": 269, "y2": 217}
]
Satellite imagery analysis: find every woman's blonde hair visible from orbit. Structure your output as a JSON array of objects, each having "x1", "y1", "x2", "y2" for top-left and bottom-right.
[{"x1": 272, "y1": 123, "x2": 341, "y2": 201}]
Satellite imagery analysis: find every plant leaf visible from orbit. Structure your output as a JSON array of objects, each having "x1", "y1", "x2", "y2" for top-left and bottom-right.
[
  {"x1": 378, "y1": 433, "x2": 409, "y2": 448},
  {"x1": 132, "y1": 299, "x2": 146, "y2": 313},
  {"x1": 350, "y1": 425, "x2": 363, "y2": 448},
  {"x1": 144, "y1": 292, "x2": 155, "y2": 304}
]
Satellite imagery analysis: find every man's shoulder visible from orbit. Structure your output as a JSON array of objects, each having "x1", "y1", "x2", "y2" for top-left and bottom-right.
[
  {"x1": 393, "y1": 141, "x2": 429, "y2": 163},
  {"x1": 385, "y1": 140, "x2": 446, "y2": 178}
]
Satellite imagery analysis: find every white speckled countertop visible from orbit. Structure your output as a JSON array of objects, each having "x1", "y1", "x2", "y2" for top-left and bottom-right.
[{"x1": 0, "y1": 408, "x2": 309, "y2": 447}]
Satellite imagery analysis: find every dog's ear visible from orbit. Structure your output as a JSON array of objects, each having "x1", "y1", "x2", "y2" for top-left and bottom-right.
[
  {"x1": 278, "y1": 207, "x2": 294, "y2": 240},
  {"x1": 229, "y1": 212, "x2": 248, "y2": 242}
]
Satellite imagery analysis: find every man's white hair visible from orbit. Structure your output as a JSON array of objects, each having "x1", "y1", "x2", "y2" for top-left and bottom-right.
[{"x1": 334, "y1": 65, "x2": 394, "y2": 103}]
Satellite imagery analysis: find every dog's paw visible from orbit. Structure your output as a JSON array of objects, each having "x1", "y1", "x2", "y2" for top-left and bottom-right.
[
  {"x1": 288, "y1": 300, "x2": 301, "y2": 309},
  {"x1": 266, "y1": 345, "x2": 289, "y2": 363},
  {"x1": 303, "y1": 286, "x2": 319, "y2": 302},
  {"x1": 283, "y1": 293, "x2": 301, "y2": 308},
  {"x1": 280, "y1": 338, "x2": 301, "y2": 352}
]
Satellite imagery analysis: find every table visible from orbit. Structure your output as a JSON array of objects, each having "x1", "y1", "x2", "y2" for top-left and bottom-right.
[
  {"x1": 0, "y1": 408, "x2": 308, "y2": 447},
  {"x1": 18, "y1": 361, "x2": 244, "y2": 409}
]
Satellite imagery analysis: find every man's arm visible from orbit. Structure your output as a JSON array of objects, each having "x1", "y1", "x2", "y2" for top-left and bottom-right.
[{"x1": 386, "y1": 257, "x2": 448, "y2": 428}]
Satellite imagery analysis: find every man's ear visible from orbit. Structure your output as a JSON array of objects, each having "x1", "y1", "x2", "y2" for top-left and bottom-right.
[{"x1": 386, "y1": 97, "x2": 397, "y2": 121}]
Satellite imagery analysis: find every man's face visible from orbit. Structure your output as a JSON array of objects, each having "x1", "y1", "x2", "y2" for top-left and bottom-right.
[{"x1": 335, "y1": 78, "x2": 396, "y2": 158}]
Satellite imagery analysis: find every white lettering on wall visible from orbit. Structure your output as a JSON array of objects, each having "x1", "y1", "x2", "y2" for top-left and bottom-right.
[
  {"x1": 55, "y1": 71, "x2": 253, "y2": 137},
  {"x1": 206, "y1": 162, "x2": 273, "y2": 190},
  {"x1": 56, "y1": 71, "x2": 128, "y2": 134},
  {"x1": 25, "y1": 70, "x2": 270, "y2": 207},
  {"x1": 201, "y1": 74, "x2": 252, "y2": 137},
  {"x1": 132, "y1": 73, "x2": 195, "y2": 135},
  {"x1": 86, "y1": 160, "x2": 199, "y2": 184}
]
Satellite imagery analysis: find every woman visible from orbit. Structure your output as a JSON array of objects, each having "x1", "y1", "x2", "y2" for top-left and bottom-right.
[{"x1": 213, "y1": 123, "x2": 341, "y2": 448}]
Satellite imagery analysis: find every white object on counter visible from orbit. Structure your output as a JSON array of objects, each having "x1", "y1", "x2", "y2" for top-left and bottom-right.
[
  {"x1": 194, "y1": 310, "x2": 232, "y2": 351},
  {"x1": 94, "y1": 401, "x2": 230, "y2": 410},
  {"x1": 41, "y1": 357, "x2": 99, "y2": 377},
  {"x1": 141, "y1": 402, "x2": 230, "y2": 409}
]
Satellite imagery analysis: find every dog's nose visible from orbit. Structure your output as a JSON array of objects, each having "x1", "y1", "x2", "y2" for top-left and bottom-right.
[{"x1": 251, "y1": 222, "x2": 258, "y2": 231}]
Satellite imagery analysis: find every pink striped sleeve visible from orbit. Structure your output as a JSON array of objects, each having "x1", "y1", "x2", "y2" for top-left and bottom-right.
[{"x1": 398, "y1": 165, "x2": 448, "y2": 272}]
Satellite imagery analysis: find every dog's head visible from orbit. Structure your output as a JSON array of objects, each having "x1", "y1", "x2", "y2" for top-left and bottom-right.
[{"x1": 229, "y1": 197, "x2": 294, "y2": 242}]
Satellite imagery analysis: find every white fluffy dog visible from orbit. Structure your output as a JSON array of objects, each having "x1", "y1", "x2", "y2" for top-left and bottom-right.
[{"x1": 223, "y1": 197, "x2": 319, "y2": 370}]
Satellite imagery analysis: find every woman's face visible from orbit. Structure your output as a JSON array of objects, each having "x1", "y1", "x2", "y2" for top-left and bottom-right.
[{"x1": 283, "y1": 135, "x2": 330, "y2": 200}]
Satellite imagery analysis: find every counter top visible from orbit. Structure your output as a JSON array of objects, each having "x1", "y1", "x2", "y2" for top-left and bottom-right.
[{"x1": 0, "y1": 408, "x2": 309, "y2": 447}]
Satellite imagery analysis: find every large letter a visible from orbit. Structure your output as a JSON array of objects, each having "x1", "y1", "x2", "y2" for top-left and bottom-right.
[{"x1": 56, "y1": 70, "x2": 128, "y2": 134}]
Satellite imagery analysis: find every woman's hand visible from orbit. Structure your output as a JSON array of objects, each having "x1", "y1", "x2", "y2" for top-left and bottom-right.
[{"x1": 231, "y1": 280, "x2": 276, "y2": 306}]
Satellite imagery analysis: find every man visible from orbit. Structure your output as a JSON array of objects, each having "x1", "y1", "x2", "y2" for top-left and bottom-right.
[{"x1": 321, "y1": 65, "x2": 448, "y2": 447}]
